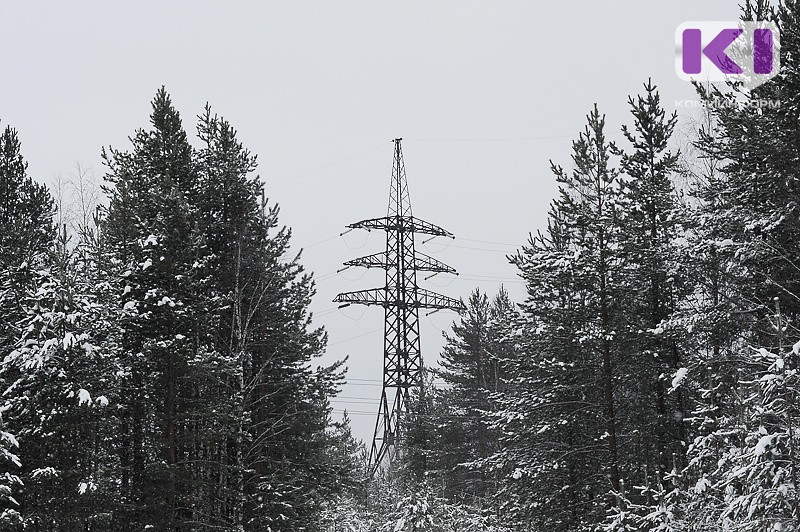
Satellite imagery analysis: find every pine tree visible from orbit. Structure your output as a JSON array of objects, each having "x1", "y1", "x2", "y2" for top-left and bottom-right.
[
  {"x1": 97, "y1": 90, "x2": 348, "y2": 530},
  {"x1": 615, "y1": 79, "x2": 688, "y2": 479},
  {"x1": 2, "y1": 225, "x2": 121, "y2": 529},
  {"x1": 550, "y1": 104, "x2": 623, "y2": 493},
  {"x1": 694, "y1": 0, "x2": 800, "y2": 338},
  {"x1": 486, "y1": 106, "x2": 624, "y2": 530},
  {"x1": 0, "y1": 123, "x2": 54, "y2": 274},
  {"x1": 0, "y1": 120, "x2": 55, "y2": 383},
  {"x1": 429, "y1": 288, "x2": 509, "y2": 503},
  {"x1": 100, "y1": 87, "x2": 200, "y2": 528},
  {"x1": 0, "y1": 121, "x2": 54, "y2": 530},
  {"x1": 673, "y1": 4, "x2": 800, "y2": 527}
]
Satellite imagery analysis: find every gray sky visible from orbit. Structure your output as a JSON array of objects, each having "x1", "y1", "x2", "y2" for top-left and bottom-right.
[{"x1": 2, "y1": 1, "x2": 739, "y2": 443}]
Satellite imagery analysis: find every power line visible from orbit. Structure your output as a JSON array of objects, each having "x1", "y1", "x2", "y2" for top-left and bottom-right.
[
  {"x1": 326, "y1": 328, "x2": 382, "y2": 347},
  {"x1": 266, "y1": 141, "x2": 389, "y2": 189},
  {"x1": 343, "y1": 377, "x2": 453, "y2": 385},
  {"x1": 404, "y1": 135, "x2": 573, "y2": 143},
  {"x1": 330, "y1": 398, "x2": 379, "y2": 405},
  {"x1": 458, "y1": 237, "x2": 520, "y2": 247},
  {"x1": 303, "y1": 234, "x2": 341, "y2": 249},
  {"x1": 458, "y1": 273, "x2": 521, "y2": 281},
  {"x1": 314, "y1": 268, "x2": 522, "y2": 286},
  {"x1": 447, "y1": 243, "x2": 517, "y2": 253},
  {"x1": 452, "y1": 275, "x2": 525, "y2": 284},
  {"x1": 299, "y1": 231, "x2": 520, "y2": 260},
  {"x1": 334, "y1": 394, "x2": 384, "y2": 399}
]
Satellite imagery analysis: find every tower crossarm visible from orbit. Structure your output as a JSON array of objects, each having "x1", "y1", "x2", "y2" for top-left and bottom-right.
[
  {"x1": 343, "y1": 252, "x2": 387, "y2": 270},
  {"x1": 347, "y1": 215, "x2": 454, "y2": 237},
  {"x1": 344, "y1": 251, "x2": 457, "y2": 274},
  {"x1": 334, "y1": 287, "x2": 465, "y2": 312},
  {"x1": 415, "y1": 287, "x2": 465, "y2": 311},
  {"x1": 414, "y1": 253, "x2": 457, "y2": 274},
  {"x1": 333, "y1": 288, "x2": 387, "y2": 307}
]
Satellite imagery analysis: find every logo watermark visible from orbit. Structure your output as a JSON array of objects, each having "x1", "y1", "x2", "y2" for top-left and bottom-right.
[
  {"x1": 675, "y1": 21, "x2": 780, "y2": 89},
  {"x1": 675, "y1": 98, "x2": 781, "y2": 110}
]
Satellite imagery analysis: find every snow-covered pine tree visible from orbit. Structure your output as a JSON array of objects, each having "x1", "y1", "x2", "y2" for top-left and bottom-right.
[
  {"x1": 0, "y1": 121, "x2": 54, "y2": 529},
  {"x1": 0, "y1": 122, "x2": 54, "y2": 277},
  {"x1": 0, "y1": 120, "x2": 55, "y2": 384},
  {"x1": 552, "y1": 104, "x2": 624, "y2": 496},
  {"x1": 429, "y1": 288, "x2": 509, "y2": 504},
  {"x1": 487, "y1": 106, "x2": 624, "y2": 530},
  {"x1": 694, "y1": 0, "x2": 800, "y2": 340},
  {"x1": 614, "y1": 80, "x2": 688, "y2": 479},
  {"x1": 680, "y1": 299, "x2": 800, "y2": 530},
  {"x1": 3, "y1": 225, "x2": 120, "y2": 529},
  {"x1": 99, "y1": 90, "x2": 346, "y2": 530},
  {"x1": 672, "y1": 4, "x2": 800, "y2": 527},
  {"x1": 195, "y1": 119, "x2": 338, "y2": 530},
  {"x1": 491, "y1": 210, "x2": 605, "y2": 531},
  {"x1": 100, "y1": 87, "x2": 202, "y2": 528}
]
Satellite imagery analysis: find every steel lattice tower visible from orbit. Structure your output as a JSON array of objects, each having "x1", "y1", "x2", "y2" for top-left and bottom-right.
[{"x1": 334, "y1": 139, "x2": 464, "y2": 475}]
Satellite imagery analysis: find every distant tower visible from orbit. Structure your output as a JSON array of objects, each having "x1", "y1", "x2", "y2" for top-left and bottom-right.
[{"x1": 334, "y1": 139, "x2": 464, "y2": 475}]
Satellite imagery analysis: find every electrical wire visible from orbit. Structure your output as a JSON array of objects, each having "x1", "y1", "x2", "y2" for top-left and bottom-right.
[
  {"x1": 426, "y1": 313, "x2": 445, "y2": 334},
  {"x1": 302, "y1": 234, "x2": 340, "y2": 250},
  {"x1": 337, "y1": 268, "x2": 368, "y2": 282},
  {"x1": 426, "y1": 275, "x2": 456, "y2": 288},
  {"x1": 334, "y1": 394, "x2": 384, "y2": 400},
  {"x1": 313, "y1": 308, "x2": 342, "y2": 318},
  {"x1": 315, "y1": 271, "x2": 341, "y2": 282},
  {"x1": 343, "y1": 232, "x2": 370, "y2": 250},
  {"x1": 303, "y1": 232, "x2": 521, "y2": 257},
  {"x1": 330, "y1": 398, "x2": 379, "y2": 405},
  {"x1": 404, "y1": 135, "x2": 573, "y2": 143},
  {"x1": 331, "y1": 411, "x2": 381, "y2": 418},
  {"x1": 326, "y1": 328, "x2": 382, "y2": 347},
  {"x1": 339, "y1": 305, "x2": 368, "y2": 322},
  {"x1": 266, "y1": 141, "x2": 389, "y2": 189},
  {"x1": 452, "y1": 275, "x2": 525, "y2": 285},
  {"x1": 422, "y1": 239, "x2": 453, "y2": 254},
  {"x1": 446, "y1": 243, "x2": 517, "y2": 253},
  {"x1": 457, "y1": 237, "x2": 520, "y2": 247},
  {"x1": 343, "y1": 378, "x2": 451, "y2": 385}
]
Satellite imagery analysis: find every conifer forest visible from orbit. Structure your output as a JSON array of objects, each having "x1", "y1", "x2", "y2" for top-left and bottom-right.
[{"x1": 3, "y1": 1, "x2": 800, "y2": 531}]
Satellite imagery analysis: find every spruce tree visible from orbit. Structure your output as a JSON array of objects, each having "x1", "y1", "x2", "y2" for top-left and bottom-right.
[{"x1": 494, "y1": 209, "x2": 607, "y2": 531}]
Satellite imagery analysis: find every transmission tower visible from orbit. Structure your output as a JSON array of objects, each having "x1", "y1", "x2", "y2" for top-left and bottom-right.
[{"x1": 334, "y1": 139, "x2": 464, "y2": 475}]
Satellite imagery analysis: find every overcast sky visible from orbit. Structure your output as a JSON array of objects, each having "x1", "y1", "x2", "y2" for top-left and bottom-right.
[{"x1": 2, "y1": 1, "x2": 740, "y2": 443}]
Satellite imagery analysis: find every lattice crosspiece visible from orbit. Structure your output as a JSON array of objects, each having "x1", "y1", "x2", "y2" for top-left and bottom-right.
[
  {"x1": 347, "y1": 216, "x2": 454, "y2": 237},
  {"x1": 334, "y1": 139, "x2": 464, "y2": 477},
  {"x1": 343, "y1": 251, "x2": 456, "y2": 275}
]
